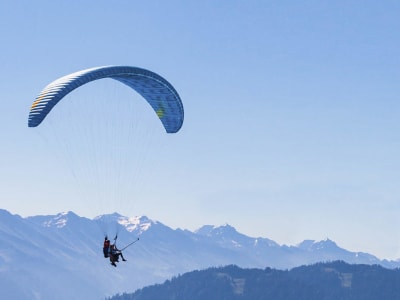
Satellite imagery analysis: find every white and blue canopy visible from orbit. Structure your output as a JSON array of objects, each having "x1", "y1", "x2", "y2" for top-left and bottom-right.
[{"x1": 28, "y1": 66, "x2": 184, "y2": 133}]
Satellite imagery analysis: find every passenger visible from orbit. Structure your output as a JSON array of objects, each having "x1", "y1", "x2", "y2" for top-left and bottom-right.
[{"x1": 103, "y1": 237, "x2": 110, "y2": 258}]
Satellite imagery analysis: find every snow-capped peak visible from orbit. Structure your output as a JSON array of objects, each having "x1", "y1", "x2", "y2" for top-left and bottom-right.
[
  {"x1": 297, "y1": 238, "x2": 338, "y2": 251},
  {"x1": 93, "y1": 212, "x2": 123, "y2": 223},
  {"x1": 93, "y1": 213, "x2": 157, "y2": 234},
  {"x1": 43, "y1": 211, "x2": 77, "y2": 228},
  {"x1": 195, "y1": 223, "x2": 238, "y2": 236},
  {"x1": 117, "y1": 215, "x2": 154, "y2": 233}
]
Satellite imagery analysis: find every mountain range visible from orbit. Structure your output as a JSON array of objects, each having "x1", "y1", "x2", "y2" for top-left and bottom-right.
[{"x1": 0, "y1": 209, "x2": 398, "y2": 300}]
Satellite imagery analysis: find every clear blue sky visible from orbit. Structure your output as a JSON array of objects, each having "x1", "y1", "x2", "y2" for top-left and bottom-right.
[{"x1": 1, "y1": 1, "x2": 400, "y2": 259}]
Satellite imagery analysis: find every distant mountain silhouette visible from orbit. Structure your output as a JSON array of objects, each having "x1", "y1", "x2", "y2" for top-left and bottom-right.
[{"x1": 109, "y1": 261, "x2": 400, "y2": 300}]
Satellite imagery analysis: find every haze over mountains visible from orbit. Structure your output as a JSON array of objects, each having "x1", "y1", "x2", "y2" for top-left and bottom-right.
[{"x1": 0, "y1": 209, "x2": 398, "y2": 300}]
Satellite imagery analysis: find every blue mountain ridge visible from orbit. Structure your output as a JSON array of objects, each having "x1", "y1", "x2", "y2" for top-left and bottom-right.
[{"x1": 0, "y1": 209, "x2": 398, "y2": 300}]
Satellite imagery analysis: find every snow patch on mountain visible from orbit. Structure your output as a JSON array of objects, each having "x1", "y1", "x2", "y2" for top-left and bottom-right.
[
  {"x1": 94, "y1": 212, "x2": 123, "y2": 223},
  {"x1": 43, "y1": 212, "x2": 69, "y2": 228},
  {"x1": 297, "y1": 239, "x2": 338, "y2": 251},
  {"x1": 118, "y1": 215, "x2": 153, "y2": 233}
]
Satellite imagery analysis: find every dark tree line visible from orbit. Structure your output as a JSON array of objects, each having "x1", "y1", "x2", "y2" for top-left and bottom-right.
[{"x1": 108, "y1": 261, "x2": 400, "y2": 300}]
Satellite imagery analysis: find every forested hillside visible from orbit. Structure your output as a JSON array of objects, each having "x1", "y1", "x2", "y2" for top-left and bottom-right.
[{"x1": 109, "y1": 261, "x2": 400, "y2": 300}]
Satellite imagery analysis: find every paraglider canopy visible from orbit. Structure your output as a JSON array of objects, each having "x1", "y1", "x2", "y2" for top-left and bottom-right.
[{"x1": 28, "y1": 66, "x2": 184, "y2": 133}]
